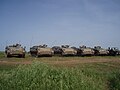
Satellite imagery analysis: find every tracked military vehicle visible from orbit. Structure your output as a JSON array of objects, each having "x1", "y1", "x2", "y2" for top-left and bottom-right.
[
  {"x1": 30, "y1": 46, "x2": 39, "y2": 56},
  {"x1": 30, "y1": 44, "x2": 54, "y2": 57},
  {"x1": 5, "y1": 44, "x2": 26, "y2": 58},
  {"x1": 108, "y1": 47, "x2": 120, "y2": 56},
  {"x1": 52, "y1": 46, "x2": 62, "y2": 55},
  {"x1": 93, "y1": 46, "x2": 109, "y2": 56},
  {"x1": 79, "y1": 45, "x2": 94, "y2": 56},
  {"x1": 71, "y1": 46, "x2": 81, "y2": 55},
  {"x1": 61, "y1": 45, "x2": 77, "y2": 56}
]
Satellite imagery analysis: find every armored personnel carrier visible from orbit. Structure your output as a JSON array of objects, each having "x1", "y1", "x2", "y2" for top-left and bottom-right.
[
  {"x1": 52, "y1": 46, "x2": 62, "y2": 55},
  {"x1": 30, "y1": 46, "x2": 39, "y2": 56},
  {"x1": 71, "y1": 46, "x2": 81, "y2": 56},
  {"x1": 93, "y1": 46, "x2": 109, "y2": 56},
  {"x1": 30, "y1": 44, "x2": 54, "y2": 57},
  {"x1": 79, "y1": 45, "x2": 94, "y2": 56},
  {"x1": 61, "y1": 45, "x2": 77, "y2": 56},
  {"x1": 108, "y1": 47, "x2": 120, "y2": 56},
  {"x1": 5, "y1": 44, "x2": 26, "y2": 58}
]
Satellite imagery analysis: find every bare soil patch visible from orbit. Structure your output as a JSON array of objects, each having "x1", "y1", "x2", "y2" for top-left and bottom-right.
[
  {"x1": 0, "y1": 57, "x2": 120, "y2": 67},
  {"x1": 44, "y1": 58, "x2": 120, "y2": 67}
]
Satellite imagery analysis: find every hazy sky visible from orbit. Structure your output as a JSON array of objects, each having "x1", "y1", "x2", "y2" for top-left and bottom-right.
[{"x1": 0, "y1": 0, "x2": 120, "y2": 51}]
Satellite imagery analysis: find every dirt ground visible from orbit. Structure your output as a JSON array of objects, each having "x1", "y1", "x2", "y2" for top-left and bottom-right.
[{"x1": 0, "y1": 56, "x2": 120, "y2": 67}]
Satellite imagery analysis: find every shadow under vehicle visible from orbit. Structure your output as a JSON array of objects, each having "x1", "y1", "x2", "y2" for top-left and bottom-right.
[
  {"x1": 30, "y1": 44, "x2": 54, "y2": 57},
  {"x1": 61, "y1": 45, "x2": 77, "y2": 56},
  {"x1": 5, "y1": 44, "x2": 26, "y2": 58},
  {"x1": 93, "y1": 46, "x2": 109, "y2": 56},
  {"x1": 79, "y1": 45, "x2": 94, "y2": 56}
]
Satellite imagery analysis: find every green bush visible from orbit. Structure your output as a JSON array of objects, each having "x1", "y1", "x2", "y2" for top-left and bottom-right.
[
  {"x1": 108, "y1": 71, "x2": 120, "y2": 90},
  {"x1": 0, "y1": 52, "x2": 5, "y2": 58}
]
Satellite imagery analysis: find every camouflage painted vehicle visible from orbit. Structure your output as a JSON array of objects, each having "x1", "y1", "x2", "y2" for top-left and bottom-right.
[
  {"x1": 30, "y1": 44, "x2": 54, "y2": 57},
  {"x1": 79, "y1": 45, "x2": 94, "y2": 56},
  {"x1": 5, "y1": 44, "x2": 26, "y2": 58},
  {"x1": 108, "y1": 47, "x2": 120, "y2": 56},
  {"x1": 52, "y1": 46, "x2": 62, "y2": 55},
  {"x1": 93, "y1": 46, "x2": 109, "y2": 56},
  {"x1": 61, "y1": 45, "x2": 77, "y2": 56}
]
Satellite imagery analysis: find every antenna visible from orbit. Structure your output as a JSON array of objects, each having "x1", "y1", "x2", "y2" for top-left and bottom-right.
[
  {"x1": 18, "y1": 40, "x2": 21, "y2": 44},
  {"x1": 5, "y1": 40, "x2": 8, "y2": 46},
  {"x1": 51, "y1": 40, "x2": 57, "y2": 47},
  {"x1": 30, "y1": 36, "x2": 34, "y2": 47},
  {"x1": 70, "y1": 41, "x2": 76, "y2": 47}
]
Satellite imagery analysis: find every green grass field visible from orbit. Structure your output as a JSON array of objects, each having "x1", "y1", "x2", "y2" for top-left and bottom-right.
[{"x1": 0, "y1": 52, "x2": 120, "y2": 90}]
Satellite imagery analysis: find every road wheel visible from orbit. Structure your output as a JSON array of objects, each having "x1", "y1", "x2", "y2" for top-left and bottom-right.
[
  {"x1": 7, "y1": 54, "x2": 11, "y2": 58},
  {"x1": 22, "y1": 54, "x2": 25, "y2": 58}
]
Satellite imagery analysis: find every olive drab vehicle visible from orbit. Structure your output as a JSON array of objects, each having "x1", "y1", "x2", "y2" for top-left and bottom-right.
[
  {"x1": 5, "y1": 44, "x2": 26, "y2": 58},
  {"x1": 108, "y1": 47, "x2": 120, "y2": 56},
  {"x1": 61, "y1": 45, "x2": 77, "y2": 56},
  {"x1": 79, "y1": 45, "x2": 94, "y2": 56},
  {"x1": 30, "y1": 44, "x2": 54, "y2": 57},
  {"x1": 93, "y1": 46, "x2": 109, "y2": 56},
  {"x1": 52, "y1": 46, "x2": 62, "y2": 55}
]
